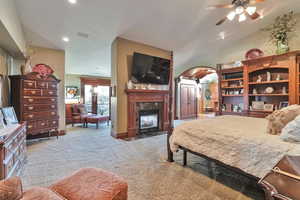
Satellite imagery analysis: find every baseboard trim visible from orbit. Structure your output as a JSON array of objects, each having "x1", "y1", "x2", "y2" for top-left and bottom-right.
[{"x1": 111, "y1": 130, "x2": 128, "y2": 139}]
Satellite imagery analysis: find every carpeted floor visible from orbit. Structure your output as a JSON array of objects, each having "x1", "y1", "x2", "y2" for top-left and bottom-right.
[{"x1": 21, "y1": 123, "x2": 265, "y2": 200}]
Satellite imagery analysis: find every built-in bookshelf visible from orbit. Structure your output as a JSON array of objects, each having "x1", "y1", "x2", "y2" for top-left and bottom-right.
[
  {"x1": 219, "y1": 66, "x2": 244, "y2": 115},
  {"x1": 218, "y1": 51, "x2": 300, "y2": 118}
]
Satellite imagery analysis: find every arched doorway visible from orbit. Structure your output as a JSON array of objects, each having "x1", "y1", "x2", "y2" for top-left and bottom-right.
[{"x1": 175, "y1": 66, "x2": 218, "y2": 119}]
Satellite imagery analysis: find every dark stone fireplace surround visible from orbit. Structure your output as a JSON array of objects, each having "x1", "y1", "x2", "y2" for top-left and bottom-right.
[{"x1": 126, "y1": 89, "x2": 170, "y2": 138}]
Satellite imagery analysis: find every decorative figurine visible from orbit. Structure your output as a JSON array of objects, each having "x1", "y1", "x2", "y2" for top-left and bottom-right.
[
  {"x1": 257, "y1": 75, "x2": 262, "y2": 82},
  {"x1": 276, "y1": 74, "x2": 281, "y2": 81},
  {"x1": 20, "y1": 56, "x2": 32, "y2": 75},
  {"x1": 282, "y1": 86, "x2": 287, "y2": 94},
  {"x1": 127, "y1": 80, "x2": 133, "y2": 89},
  {"x1": 267, "y1": 71, "x2": 271, "y2": 81},
  {"x1": 253, "y1": 88, "x2": 258, "y2": 94}
]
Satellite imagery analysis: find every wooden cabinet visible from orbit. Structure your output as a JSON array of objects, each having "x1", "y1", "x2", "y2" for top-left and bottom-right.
[
  {"x1": 218, "y1": 51, "x2": 300, "y2": 118},
  {"x1": 9, "y1": 73, "x2": 60, "y2": 138},
  {"x1": 0, "y1": 123, "x2": 26, "y2": 180},
  {"x1": 180, "y1": 84, "x2": 197, "y2": 119}
]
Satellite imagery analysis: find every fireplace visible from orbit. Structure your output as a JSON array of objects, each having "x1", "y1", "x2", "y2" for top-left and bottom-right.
[
  {"x1": 139, "y1": 109, "x2": 159, "y2": 133},
  {"x1": 126, "y1": 89, "x2": 170, "y2": 137}
]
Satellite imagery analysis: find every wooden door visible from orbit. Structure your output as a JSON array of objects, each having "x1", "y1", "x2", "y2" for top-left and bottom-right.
[{"x1": 180, "y1": 84, "x2": 197, "y2": 119}]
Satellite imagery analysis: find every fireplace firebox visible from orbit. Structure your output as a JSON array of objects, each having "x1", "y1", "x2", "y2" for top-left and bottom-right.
[{"x1": 139, "y1": 109, "x2": 159, "y2": 133}]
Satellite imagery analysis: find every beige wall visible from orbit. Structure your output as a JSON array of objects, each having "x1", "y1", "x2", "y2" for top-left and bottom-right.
[
  {"x1": 217, "y1": 14, "x2": 300, "y2": 64},
  {"x1": 0, "y1": 0, "x2": 26, "y2": 55},
  {"x1": 29, "y1": 46, "x2": 66, "y2": 131},
  {"x1": 111, "y1": 37, "x2": 172, "y2": 137},
  {"x1": 0, "y1": 47, "x2": 13, "y2": 107}
]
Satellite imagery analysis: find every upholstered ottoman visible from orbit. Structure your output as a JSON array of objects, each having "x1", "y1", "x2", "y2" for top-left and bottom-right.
[
  {"x1": 0, "y1": 168, "x2": 128, "y2": 200},
  {"x1": 85, "y1": 115, "x2": 109, "y2": 129},
  {"x1": 50, "y1": 168, "x2": 128, "y2": 200}
]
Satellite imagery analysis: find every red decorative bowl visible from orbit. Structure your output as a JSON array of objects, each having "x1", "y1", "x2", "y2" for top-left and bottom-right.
[{"x1": 245, "y1": 49, "x2": 264, "y2": 60}]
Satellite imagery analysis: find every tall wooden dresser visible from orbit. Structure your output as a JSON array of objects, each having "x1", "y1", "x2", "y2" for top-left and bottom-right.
[
  {"x1": 9, "y1": 72, "x2": 60, "y2": 138},
  {"x1": 0, "y1": 123, "x2": 26, "y2": 179}
]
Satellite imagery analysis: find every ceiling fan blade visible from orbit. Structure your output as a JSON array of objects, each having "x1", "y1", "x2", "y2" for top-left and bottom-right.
[
  {"x1": 249, "y1": 12, "x2": 260, "y2": 20},
  {"x1": 207, "y1": 4, "x2": 234, "y2": 10},
  {"x1": 249, "y1": 0, "x2": 265, "y2": 4},
  {"x1": 216, "y1": 17, "x2": 227, "y2": 26}
]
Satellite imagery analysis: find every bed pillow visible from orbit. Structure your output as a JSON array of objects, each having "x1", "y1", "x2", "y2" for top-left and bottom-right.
[
  {"x1": 280, "y1": 115, "x2": 300, "y2": 143},
  {"x1": 266, "y1": 105, "x2": 300, "y2": 135}
]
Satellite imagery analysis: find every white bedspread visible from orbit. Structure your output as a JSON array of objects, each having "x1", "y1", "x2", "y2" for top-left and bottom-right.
[{"x1": 170, "y1": 115, "x2": 300, "y2": 178}]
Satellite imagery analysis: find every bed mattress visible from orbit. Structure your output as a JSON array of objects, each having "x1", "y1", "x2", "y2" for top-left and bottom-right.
[{"x1": 170, "y1": 115, "x2": 300, "y2": 178}]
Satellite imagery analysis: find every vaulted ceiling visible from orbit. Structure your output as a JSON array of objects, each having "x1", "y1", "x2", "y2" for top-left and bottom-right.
[{"x1": 15, "y1": 0, "x2": 300, "y2": 77}]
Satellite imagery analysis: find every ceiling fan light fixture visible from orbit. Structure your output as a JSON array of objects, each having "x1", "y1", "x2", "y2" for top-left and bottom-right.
[
  {"x1": 239, "y1": 13, "x2": 247, "y2": 22},
  {"x1": 246, "y1": 6, "x2": 257, "y2": 15},
  {"x1": 227, "y1": 11, "x2": 236, "y2": 21},
  {"x1": 235, "y1": 6, "x2": 244, "y2": 15}
]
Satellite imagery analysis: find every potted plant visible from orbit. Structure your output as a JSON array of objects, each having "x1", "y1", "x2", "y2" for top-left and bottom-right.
[{"x1": 263, "y1": 11, "x2": 297, "y2": 54}]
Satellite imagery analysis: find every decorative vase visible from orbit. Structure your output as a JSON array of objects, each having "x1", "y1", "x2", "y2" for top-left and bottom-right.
[{"x1": 276, "y1": 40, "x2": 289, "y2": 55}]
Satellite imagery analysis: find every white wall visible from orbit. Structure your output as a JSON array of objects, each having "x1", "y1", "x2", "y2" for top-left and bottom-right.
[{"x1": 0, "y1": 0, "x2": 26, "y2": 55}]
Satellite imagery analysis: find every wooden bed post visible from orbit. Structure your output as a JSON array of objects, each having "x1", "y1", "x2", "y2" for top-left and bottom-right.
[{"x1": 167, "y1": 51, "x2": 174, "y2": 162}]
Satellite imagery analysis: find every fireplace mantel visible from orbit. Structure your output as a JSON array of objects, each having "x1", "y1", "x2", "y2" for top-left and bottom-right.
[
  {"x1": 126, "y1": 89, "x2": 170, "y2": 137},
  {"x1": 125, "y1": 89, "x2": 169, "y2": 94}
]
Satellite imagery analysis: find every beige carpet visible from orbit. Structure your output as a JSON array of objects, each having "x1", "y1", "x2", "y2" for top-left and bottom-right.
[{"x1": 21, "y1": 124, "x2": 264, "y2": 200}]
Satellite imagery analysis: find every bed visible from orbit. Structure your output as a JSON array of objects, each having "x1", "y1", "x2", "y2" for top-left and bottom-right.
[{"x1": 168, "y1": 115, "x2": 300, "y2": 179}]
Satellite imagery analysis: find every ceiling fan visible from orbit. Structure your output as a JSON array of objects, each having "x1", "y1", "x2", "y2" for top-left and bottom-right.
[{"x1": 209, "y1": 0, "x2": 265, "y2": 25}]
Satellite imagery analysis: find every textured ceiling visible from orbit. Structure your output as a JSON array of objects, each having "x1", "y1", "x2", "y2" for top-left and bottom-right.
[{"x1": 15, "y1": 0, "x2": 299, "y2": 77}]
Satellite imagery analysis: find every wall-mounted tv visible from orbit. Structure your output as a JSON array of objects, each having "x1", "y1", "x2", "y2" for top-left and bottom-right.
[{"x1": 131, "y1": 52, "x2": 170, "y2": 85}]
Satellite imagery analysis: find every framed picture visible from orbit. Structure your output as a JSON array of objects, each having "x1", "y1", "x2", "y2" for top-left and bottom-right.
[
  {"x1": 264, "y1": 104, "x2": 274, "y2": 112},
  {"x1": 65, "y1": 86, "x2": 79, "y2": 99},
  {"x1": 279, "y1": 101, "x2": 289, "y2": 109},
  {"x1": 2, "y1": 107, "x2": 18, "y2": 125},
  {"x1": 0, "y1": 111, "x2": 6, "y2": 129},
  {"x1": 252, "y1": 101, "x2": 264, "y2": 110}
]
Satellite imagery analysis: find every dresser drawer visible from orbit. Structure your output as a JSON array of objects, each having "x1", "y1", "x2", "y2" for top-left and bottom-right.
[
  {"x1": 23, "y1": 97, "x2": 57, "y2": 104},
  {"x1": 27, "y1": 121, "x2": 36, "y2": 131},
  {"x1": 48, "y1": 83, "x2": 58, "y2": 90},
  {"x1": 23, "y1": 80, "x2": 36, "y2": 89},
  {"x1": 23, "y1": 111, "x2": 58, "y2": 120},
  {"x1": 43, "y1": 90, "x2": 57, "y2": 96},
  {"x1": 23, "y1": 104, "x2": 57, "y2": 112},
  {"x1": 49, "y1": 120, "x2": 59, "y2": 127},
  {"x1": 23, "y1": 89, "x2": 42, "y2": 96},
  {"x1": 37, "y1": 120, "x2": 48, "y2": 129},
  {"x1": 36, "y1": 81, "x2": 47, "y2": 89}
]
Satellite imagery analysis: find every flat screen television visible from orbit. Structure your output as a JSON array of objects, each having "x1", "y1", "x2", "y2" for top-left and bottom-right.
[{"x1": 131, "y1": 52, "x2": 170, "y2": 84}]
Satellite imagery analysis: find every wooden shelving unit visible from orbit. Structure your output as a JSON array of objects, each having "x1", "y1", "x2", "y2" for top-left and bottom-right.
[
  {"x1": 248, "y1": 80, "x2": 289, "y2": 85},
  {"x1": 249, "y1": 94, "x2": 289, "y2": 96},
  {"x1": 218, "y1": 51, "x2": 300, "y2": 118}
]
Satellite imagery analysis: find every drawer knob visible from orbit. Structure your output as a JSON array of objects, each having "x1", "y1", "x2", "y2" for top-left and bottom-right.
[
  {"x1": 28, "y1": 115, "x2": 33, "y2": 118},
  {"x1": 51, "y1": 99, "x2": 55, "y2": 102},
  {"x1": 28, "y1": 82, "x2": 33, "y2": 86},
  {"x1": 51, "y1": 105, "x2": 55, "y2": 108},
  {"x1": 52, "y1": 84, "x2": 56, "y2": 88},
  {"x1": 49, "y1": 91, "x2": 53, "y2": 95},
  {"x1": 41, "y1": 123, "x2": 45, "y2": 126},
  {"x1": 28, "y1": 125, "x2": 33, "y2": 128},
  {"x1": 28, "y1": 99, "x2": 34, "y2": 102},
  {"x1": 41, "y1": 83, "x2": 45, "y2": 86},
  {"x1": 31, "y1": 91, "x2": 36, "y2": 94},
  {"x1": 51, "y1": 112, "x2": 55, "y2": 115},
  {"x1": 28, "y1": 106, "x2": 34, "y2": 110},
  {"x1": 52, "y1": 121, "x2": 57, "y2": 124}
]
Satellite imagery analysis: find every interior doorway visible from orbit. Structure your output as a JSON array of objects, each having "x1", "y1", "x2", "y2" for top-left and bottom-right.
[
  {"x1": 81, "y1": 78, "x2": 111, "y2": 117},
  {"x1": 175, "y1": 66, "x2": 218, "y2": 120}
]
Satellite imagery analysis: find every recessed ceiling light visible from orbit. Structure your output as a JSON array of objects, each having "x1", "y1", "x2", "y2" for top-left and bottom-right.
[
  {"x1": 68, "y1": 0, "x2": 77, "y2": 4},
  {"x1": 219, "y1": 32, "x2": 225, "y2": 40},
  {"x1": 62, "y1": 37, "x2": 70, "y2": 42}
]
